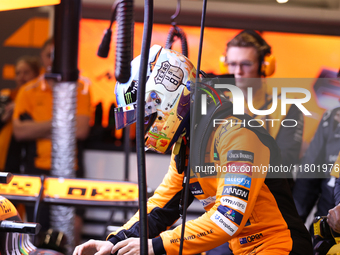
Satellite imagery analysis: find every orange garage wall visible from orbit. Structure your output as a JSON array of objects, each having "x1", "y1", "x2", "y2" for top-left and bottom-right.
[{"x1": 79, "y1": 19, "x2": 340, "y2": 128}]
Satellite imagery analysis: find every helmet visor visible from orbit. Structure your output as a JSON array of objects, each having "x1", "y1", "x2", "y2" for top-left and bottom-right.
[{"x1": 114, "y1": 102, "x2": 157, "y2": 130}]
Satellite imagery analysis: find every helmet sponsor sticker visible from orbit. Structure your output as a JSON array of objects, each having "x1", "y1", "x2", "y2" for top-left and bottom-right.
[
  {"x1": 224, "y1": 174, "x2": 251, "y2": 189},
  {"x1": 154, "y1": 61, "x2": 184, "y2": 92},
  {"x1": 227, "y1": 150, "x2": 254, "y2": 163},
  {"x1": 124, "y1": 80, "x2": 138, "y2": 105},
  {"x1": 217, "y1": 205, "x2": 243, "y2": 225},
  {"x1": 222, "y1": 186, "x2": 249, "y2": 201},
  {"x1": 210, "y1": 211, "x2": 238, "y2": 236},
  {"x1": 122, "y1": 104, "x2": 135, "y2": 112},
  {"x1": 220, "y1": 196, "x2": 247, "y2": 213}
]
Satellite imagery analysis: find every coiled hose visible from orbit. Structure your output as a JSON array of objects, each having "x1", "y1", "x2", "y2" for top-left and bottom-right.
[
  {"x1": 165, "y1": 26, "x2": 188, "y2": 58},
  {"x1": 97, "y1": 0, "x2": 133, "y2": 84},
  {"x1": 115, "y1": 0, "x2": 134, "y2": 83}
]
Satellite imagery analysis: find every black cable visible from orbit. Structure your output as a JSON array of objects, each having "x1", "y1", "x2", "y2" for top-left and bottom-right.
[
  {"x1": 97, "y1": 3, "x2": 117, "y2": 58},
  {"x1": 32, "y1": 174, "x2": 45, "y2": 245},
  {"x1": 171, "y1": 0, "x2": 181, "y2": 22},
  {"x1": 136, "y1": 0, "x2": 153, "y2": 254},
  {"x1": 124, "y1": 126, "x2": 131, "y2": 181},
  {"x1": 33, "y1": 175, "x2": 45, "y2": 224},
  {"x1": 115, "y1": 0, "x2": 134, "y2": 83},
  {"x1": 97, "y1": 0, "x2": 133, "y2": 84},
  {"x1": 165, "y1": 26, "x2": 188, "y2": 57},
  {"x1": 165, "y1": 0, "x2": 188, "y2": 58},
  {"x1": 178, "y1": 0, "x2": 208, "y2": 254}
]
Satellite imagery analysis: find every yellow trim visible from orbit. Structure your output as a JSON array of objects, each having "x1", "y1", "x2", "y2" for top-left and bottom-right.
[
  {"x1": 0, "y1": 1, "x2": 60, "y2": 11},
  {"x1": 0, "y1": 175, "x2": 139, "y2": 202}
]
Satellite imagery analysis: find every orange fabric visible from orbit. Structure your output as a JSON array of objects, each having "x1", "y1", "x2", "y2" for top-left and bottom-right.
[
  {"x1": 160, "y1": 123, "x2": 291, "y2": 255},
  {"x1": 225, "y1": 85, "x2": 290, "y2": 140},
  {"x1": 108, "y1": 115, "x2": 303, "y2": 255},
  {"x1": 13, "y1": 76, "x2": 91, "y2": 170}
]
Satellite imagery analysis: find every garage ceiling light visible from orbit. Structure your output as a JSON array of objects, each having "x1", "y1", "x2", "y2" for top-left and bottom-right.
[{"x1": 277, "y1": 0, "x2": 289, "y2": 3}]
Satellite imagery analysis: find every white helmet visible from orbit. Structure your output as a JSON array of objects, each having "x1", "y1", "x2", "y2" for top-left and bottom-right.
[{"x1": 114, "y1": 45, "x2": 196, "y2": 153}]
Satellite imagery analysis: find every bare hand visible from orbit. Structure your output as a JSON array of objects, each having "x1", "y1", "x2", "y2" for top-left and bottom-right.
[
  {"x1": 73, "y1": 240, "x2": 113, "y2": 255},
  {"x1": 111, "y1": 238, "x2": 154, "y2": 255},
  {"x1": 327, "y1": 204, "x2": 340, "y2": 233}
]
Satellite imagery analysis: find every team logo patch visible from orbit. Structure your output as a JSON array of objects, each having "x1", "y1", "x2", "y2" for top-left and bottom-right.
[
  {"x1": 154, "y1": 61, "x2": 184, "y2": 92},
  {"x1": 220, "y1": 196, "x2": 247, "y2": 213},
  {"x1": 210, "y1": 211, "x2": 238, "y2": 236},
  {"x1": 226, "y1": 162, "x2": 253, "y2": 176},
  {"x1": 227, "y1": 150, "x2": 254, "y2": 163},
  {"x1": 224, "y1": 174, "x2": 251, "y2": 189},
  {"x1": 199, "y1": 196, "x2": 216, "y2": 208},
  {"x1": 239, "y1": 237, "x2": 248, "y2": 245},
  {"x1": 222, "y1": 186, "x2": 249, "y2": 201},
  {"x1": 217, "y1": 205, "x2": 243, "y2": 225},
  {"x1": 189, "y1": 182, "x2": 204, "y2": 195},
  {"x1": 239, "y1": 233, "x2": 263, "y2": 245}
]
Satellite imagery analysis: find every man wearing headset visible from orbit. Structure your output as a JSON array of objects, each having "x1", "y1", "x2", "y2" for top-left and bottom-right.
[
  {"x1": 73, "y1": 45, "x2": 311, "y2": 255},
  {"x1": 205, "y1": 30, "x2": 304, "y2": 255},
  {"x1": 223, "y1": 30, "x2": 304, "y2": 186}
]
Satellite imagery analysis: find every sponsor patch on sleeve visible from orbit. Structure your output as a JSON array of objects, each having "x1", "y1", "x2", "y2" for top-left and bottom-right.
[
  {"x1": 199, "y1": 196, "x2": 216, "y2": 208},
  {"x1": 239, "y1": 237, "x2": 248, "y2": 245},
  {"x1": 227, "y1": 150, "x2": 254, "y2": 163},
  {"x1": 220, "y1": 196, "x2": 247, "y2": 213},
  {"x1": 154, "y1": 61, "x2": 184, "y2": 92},
  {"x1": 189, "y1": 182, "x2": 204, "y2": 195},
  {"x1": 210, "y1": 211, "x2": 239, "y2": 236},
  {"x1": 224, "y1": 174, "x2": 251, "y2": 188},
  {"x1": 217, "y1": 205, "x2": 243, "y2": 225},
  {"x1": 239, "y1": 233, "x2": 263, "y2": 245},
  {"x1": 226, "y1": 162, "x2": 253, "y2": 176},
  {"x1": 222, "y1": 186, "x2": 249, "y2": 201}
]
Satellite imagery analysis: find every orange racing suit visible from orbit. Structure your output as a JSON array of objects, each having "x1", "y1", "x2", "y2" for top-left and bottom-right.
[{"x1": 107, "y1": 114, "x2": 312, "y2": 255}]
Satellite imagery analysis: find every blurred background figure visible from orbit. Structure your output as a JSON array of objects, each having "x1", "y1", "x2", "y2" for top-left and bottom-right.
[
  {"x1": 293, "y1": 70, "x2": 340, "y2": 252},
  {"x1": 11, "y1": 38, "x2": 91, "y2": 245},
  {"x1": 293, "y1": 107, "x2": 340, "y2": 228},
  {"x1": 40, "y1": 37, "x2": 54, "y2": 74},
  {"x1": 0, "y1": 55, "x2": 41, "y2": 173},
  {"x1": 12, "y1": 37, "x2": 91, "y2": 177},
  {"x1": 15, "y1": 56, "x2": 41, "y2": 88}
]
